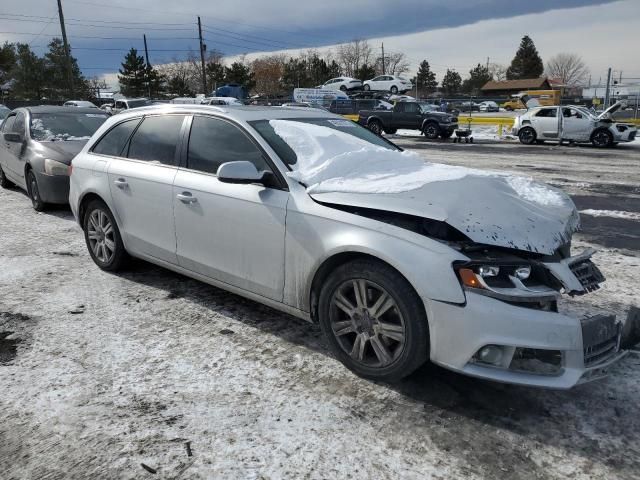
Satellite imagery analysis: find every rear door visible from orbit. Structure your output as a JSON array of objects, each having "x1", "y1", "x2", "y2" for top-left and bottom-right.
[
  {"x1": 173, "y1": 114, "x2": 289, "y2": 301},
  {"x1": 107, "y1": 114, "x2": 187, "y2": 264},
  {"x1": 0, "y1": 114, "x2": 18, "y2": 181},
  {"x1": 1, "y1": 112, "x2": 27, "y2": 184},
  {"x1": 531, "y1": 107, "x2": 560, "y2": 138}
]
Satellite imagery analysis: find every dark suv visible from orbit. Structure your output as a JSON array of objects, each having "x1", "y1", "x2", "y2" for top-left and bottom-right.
[{"x1": 358, "y1": 101, "x2": 458, "y2": 138}]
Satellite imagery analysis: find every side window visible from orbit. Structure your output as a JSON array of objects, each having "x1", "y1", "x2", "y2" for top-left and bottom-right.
[
  {"x1": 395, "y1": 103, "x2": 406, "y2": 112},
  {"x1": 12, "y1": 112, "x2": 26, "y2": 134},
  {"x1": 127, "y1": 115, "x2": 185, "y2": 165},
  {"x1": 187, "y1": 116, "x2": 269, "y2": 175},
  {"x1": 404, "y1": 103, "x2": 419, "y2": 113},
  {"x1": 2, "y1": 115, "x2": 16, "y2": 132},
  {"x1": 115, "y1": 101, "x2": 125, "y2": 109},
  {"x1": 92, "y1": 118, "x2": 140, "y2": 157},
  {"x1": 535, "y1": 108, "x2": 557, "y2": 118}
]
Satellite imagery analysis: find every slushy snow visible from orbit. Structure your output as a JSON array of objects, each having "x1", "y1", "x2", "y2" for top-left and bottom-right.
[{"x1": 270, "y1": 119, "x2": 567, "y2": 206}]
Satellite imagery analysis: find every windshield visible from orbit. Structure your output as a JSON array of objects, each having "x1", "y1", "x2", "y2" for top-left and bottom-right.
[
  {"x1": 418, "y1": 103, "x2": 438, "y2": 113},
  {"x1": 30, "y1": 112, "x2": 109, "y2": 141},
  {"x1": 249, "y1": 118, "x2": 398, "y2": 167}
]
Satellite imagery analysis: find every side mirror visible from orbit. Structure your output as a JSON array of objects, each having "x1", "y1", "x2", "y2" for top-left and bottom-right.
[
  {"x1": 3, "y1": 132, "x2": 23, "y2": 143},
  {"x1": 217, "y1": 161, "x2": 267, "y2": 185}
]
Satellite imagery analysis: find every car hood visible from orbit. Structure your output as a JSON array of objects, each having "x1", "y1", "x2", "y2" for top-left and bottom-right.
[
  {"x1": 39, "y1": 141, "x2": 87, "y2": 164},
  {"x1": 310, "y1": 174, "x2": 579, "y2": 255},
  {"x1": 598, "y1": 101, "x2": 622, "y2": 119}
]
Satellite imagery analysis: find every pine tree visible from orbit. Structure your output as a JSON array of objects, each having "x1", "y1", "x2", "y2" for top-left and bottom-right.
[
  {"x1": 440, "y1": 69, "x2": 462, "y2": 96},
  {"x1": 0, "y1": 42, "x2": 17, "y2": 85},
  {"x1": 506, "y1": 35, "x2": 544, "y2": 80},
  {"x1": 354, "y1": 63, "x2": 375, "y2": 82},
  {"x1": 462, "y1": 63, "x2": 492, "y2": 94},
  {"x1": 205, "y1": 60, "x2": 225, "y2": 92},
  {"x1": 43, "y1": 38, "x2": 88, "y2": 99},
  {"x1": 224, "y1": 62, "x2": 255, "y2": 92},
  {"x1": 281, "y1": 58, "x2": 309, "y2": 89},
  {"x1": 415, "y1": 60, "x2": 437, "y2": 95},
  {"x1": 11, "y1": 43, "x2": 46, "y2": 100},
  {"x1": 118, "y1": 48, "x2": 147, "y2": 97}
]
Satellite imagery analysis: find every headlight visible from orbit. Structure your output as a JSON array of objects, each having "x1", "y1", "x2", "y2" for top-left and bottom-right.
[{"x1": 44, "y1": 158, "x2": 70, "y2": 176}]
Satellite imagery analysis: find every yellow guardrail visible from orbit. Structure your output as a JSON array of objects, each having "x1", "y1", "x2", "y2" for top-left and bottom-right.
[{"x1": 343, "y1": 114, "x2": 359, "y2": 121}]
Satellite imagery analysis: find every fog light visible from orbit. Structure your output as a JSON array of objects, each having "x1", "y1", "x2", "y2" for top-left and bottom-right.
[
  {"x1": 478, "y1": 265, "x2": 500, "y2": 277},
  {"x1": 514, "y1": 266, "x2": 531, "y2": 280},
  {"x1": 476, "y1": 345, "x2": 504, "y2": 365}
]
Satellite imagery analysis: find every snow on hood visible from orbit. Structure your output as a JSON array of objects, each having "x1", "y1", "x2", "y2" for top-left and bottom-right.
[{"x1": 271, "y1": 119, "x2": 579, "y2": 254}]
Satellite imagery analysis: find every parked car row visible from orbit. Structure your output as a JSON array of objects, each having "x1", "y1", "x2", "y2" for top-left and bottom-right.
[
  {"x1": 0, "y1": 103, "x2": 626, "y2": 389},
  {"x1": 319, "y1": 75, "x2": 413, "y2": 94}
]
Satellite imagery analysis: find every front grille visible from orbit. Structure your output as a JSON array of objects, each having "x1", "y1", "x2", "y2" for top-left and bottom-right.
[
  {"x1": 569, "y1": 259, "x2": 605, "y2": 293},
  {"x1": 581, "y1": 314, "x2": 620, "y2": 367}
]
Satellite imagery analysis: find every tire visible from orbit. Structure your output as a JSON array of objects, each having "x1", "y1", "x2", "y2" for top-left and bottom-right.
[
  {"x1": 318, "y1": 259, "x2": 429, "y2": 382},
  {"x1": 339, "y1": 85, "x2": 347, "y2": 92},
  {"x1": 384, "y1": 128, "x2": 397, "y2": 135},
  {"x1": 368, "y1": 120, "x2": 383, "y2": 135},
  {"x1": 422, "y1": 122, "x2": 440, "y2": 139},
  {"x1": 363, "y1": 84, "x2": 370, "y2": 91},
  {"x1": 390, "y1": 86, "x2": 398, "y2": 94},
  {"x1": 83, "y1": 199, "x2": 128, "y2": 272},
  {"x1": 518, "y1": 127, "x2": 537, "y2": 145},
  {"x1": 505, "y1": 106, "x2": 513, "y2": 111},
  {"x1": 591, "y1": 129, "x2": 613, "y2": 148},
  {"x1": 26, "y1": 170, "x2": 46, "y2": 211},
  {"x1": 0, "y1": 165, "x2": 12, "y2": 188}
]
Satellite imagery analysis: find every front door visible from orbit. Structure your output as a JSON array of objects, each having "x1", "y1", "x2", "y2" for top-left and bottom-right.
[
  {"x1": 561, "y1": 107, "x2": 593, "y2": 142},
  {"x1": 2, "y1": 112, "x2": 27, "y2": 185},
  {"x1": 173, "y1": 115, "x2": 289, "y2": 301},
  {"x1": 107, "y1": 114, "x2": 187, "y2": 264}
]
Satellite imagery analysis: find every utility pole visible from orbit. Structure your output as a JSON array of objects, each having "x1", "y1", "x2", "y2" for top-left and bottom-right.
[
  {"x1": 486, "y1": 57, "x2": 489, "y2": 72},
  {"x1": 56, "y1": 0, "x2": 75, "y2": 98},
  {"x1": 143, "y1": 34, "x2": 152, "y2": 99},
  {"x1": 381, "y1": 42, "x2": 385, "y2": 75},
  {"x1": 198, "y1": 16, "x2": 207, "y2": 95},
  {"x1": 604, "y1": 67, "x2": 612, "y2": 108}
]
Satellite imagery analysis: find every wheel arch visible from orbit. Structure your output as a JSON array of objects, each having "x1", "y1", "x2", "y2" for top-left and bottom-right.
[{"x1": 78, "y1": 191, "x2": 114, "y2": 231}]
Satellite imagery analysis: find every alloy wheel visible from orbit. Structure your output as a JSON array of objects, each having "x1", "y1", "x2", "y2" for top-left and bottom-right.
[
  {"x1": 87, "y1": 209, "x2": 116, "y2": 264},
  {"x1": 592, "y1": 130, "x2": 611, "y2": 147},
  {"x1": 329, "y1": 279, "x2": 406, "y2": 368}
]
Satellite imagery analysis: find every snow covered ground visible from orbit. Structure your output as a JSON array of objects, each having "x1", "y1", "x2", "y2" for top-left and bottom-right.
[{"x1": 1, "y1": 140, "x2": 639, "y2": 479}]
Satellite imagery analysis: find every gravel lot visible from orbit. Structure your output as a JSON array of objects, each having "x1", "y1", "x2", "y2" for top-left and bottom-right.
[{"x1": 1, "y1": 138, "x2": 639, "y2": 480}]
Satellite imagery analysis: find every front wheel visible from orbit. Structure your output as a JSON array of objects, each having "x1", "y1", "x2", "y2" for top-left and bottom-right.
[
  {"x1": 390, "y1": 86, "x2": 399, "y2": 94},
  {"x1": 368, "y1": 120, "x2": 383, "y2": 135},
  {"x1": 363, "y1": 84, "x2": 370, "y2": 91},
  {"x1": 518, "y1": 127, "x2": 537, "y2": 145},
  {"x1": 339, "y1": 85, "x2": 347, "y2": 92},
  {"x1": 27, "y1": 170, "x2": 46, "y2": 211},
  {"x1": 591, "y1": 129, "x2": 613, "y2": 148},
  {"x1": 423, "y1": 122, "x2": 440, "y2": 139},
  {"x1": 83, "y1": 200, "x2": 128, "y2": 271},
  {"x1": 318, "y1": 259, "x2": 429, "y2": 382}
]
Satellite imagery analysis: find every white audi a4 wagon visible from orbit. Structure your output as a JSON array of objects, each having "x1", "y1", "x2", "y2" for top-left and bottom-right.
[{"x1": 69, "y1": 104, "x2": 625, "y2": 388}]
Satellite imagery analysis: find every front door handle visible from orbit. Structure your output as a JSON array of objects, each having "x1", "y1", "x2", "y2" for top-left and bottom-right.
[
  {"x1": 177, "y1": 192, "x2": 197, "y2": 204},
  {"x1": 113, "y1": 178, "x2": 128, "y2": 189}
]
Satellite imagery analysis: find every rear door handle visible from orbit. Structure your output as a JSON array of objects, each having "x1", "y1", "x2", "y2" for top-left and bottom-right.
[
  {"x1": 177, "y1": 192, "x2": 197, "y2": 204},
  {"x1": 113, "y1": 178, "x2": 128, "y2": 189}
]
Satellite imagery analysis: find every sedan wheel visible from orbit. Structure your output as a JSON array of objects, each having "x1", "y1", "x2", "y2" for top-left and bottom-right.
[
  {"x1": 390, "y1": 86, "x2": 398, "y2": 94},
  {"x1": 591, "y1": 129, "x2": 613, "y2": 148},
  {"x1": 363, "y1": 84, "x2": 370, "y2": 91},
  {"x1": 318, "y1": 259, "x2": 429, "y2": 382},
  {"x1": 83, "y1": 200, "x2": 128, "y2": 271},
  {"x1": 27, "y1": 170, "x2": 45, "y2": 211}
]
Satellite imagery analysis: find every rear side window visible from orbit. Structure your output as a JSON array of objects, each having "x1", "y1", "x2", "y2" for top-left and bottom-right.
[
  {"x1": 92, "y1": 119, "x2": 140, "y2": 156},
  {"x1": 2, "y1": 115, "x2": 16, "y2": 132},
  {"x1": 535, "y1": 108, "x2": 557, "y2": 118},
  {"x1": 127, "y1": 115, "x2": 186, "y2": 165},
  {"x1": 187, "y1": 116, "x2": 268, "y2": 175}
]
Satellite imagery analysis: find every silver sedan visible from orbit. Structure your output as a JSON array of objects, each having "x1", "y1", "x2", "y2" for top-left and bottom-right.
[{"x1": 69, "y1": 105, "x2": 624, "y2": 388}]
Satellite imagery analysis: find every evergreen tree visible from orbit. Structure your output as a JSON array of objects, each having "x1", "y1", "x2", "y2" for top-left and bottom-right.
[
  {"x1": 506, "y1": 35, "x2": 544, "y2": 79},
  {"x1": 118, "y1": 48, "x2": 147, "y2": 97},
  {"x1": 415, "y1": 60, "x2": 437, "y2": 95},
  {"x1": 167, "y1": 75, "x2": 193, "y2": 96},
  {"x1": 11, "y1": 43, "x2": 46, "y2": 100},
  {"x1": 462, "y1": 63, "x2": 492, "y2": 94},
  {"x1": 281, "y1": 58, "x2": 310, "y2": 89},
  {"x1": 206, "y1": 60, "x2": 225, "y2": 92},
  {"x1": 440, "y1": 69, "x2": 462, "y2": 96},
  {"x1": 224, "y1": 62, "x2": 255, "y2": 92},
  {"x1": 144, "y1": 65, "x2": 165, "y2": 98},
  {"x1": 354, "y1": 63, "x2": 375, "y2": 81},
  {"x1": 0, "y1": 42, "x2": 17, "y2": 85},
  {"x1": 43, "y1": 38, "x2": 88, "y2": 99}
]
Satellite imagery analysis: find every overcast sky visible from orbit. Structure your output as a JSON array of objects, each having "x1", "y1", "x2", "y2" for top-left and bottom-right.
[{"x1": 1, "y1": 0, "x2": 637, "y2": 89}]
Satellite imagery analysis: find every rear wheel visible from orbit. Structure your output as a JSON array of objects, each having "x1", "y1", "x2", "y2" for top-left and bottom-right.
[
  {"x1": 518, "y1": 127, "x2": 537, "y2": 145},
  {"x1": 0, "y1": 165, "x2": 12, "y2": 188},
  {"x1": 423, "y1": 122, "x2": 440, "y2": 139},
  {"x1": 339, "y1": 85, "x2": 347, "y2": 92},
  {"x1": 363, "y1": 84, "x2": 370, "y2": 91},
  {"x1": 368, "y1": 120, "x2": 383, "y2": 135},
  {"x1": 591, "y1": 129, "x2": 613, "y2": 148},
  {"x1": 318, "y1": 259, "x2": 429, "y2": 382},
  {"x1": 83, "y1": 200, "x2": 128, "y2": 271},
  {"x1": 26, "y1": 170, "x2": 46, "y2": 211}
]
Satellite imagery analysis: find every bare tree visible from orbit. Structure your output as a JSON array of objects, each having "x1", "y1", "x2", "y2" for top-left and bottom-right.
[
  {"x1": 336, "y1": 39, "x2": 372, "y2": 77},
  {"x1": 376, "y1": 52, "x2": 410, "y2": 76},
  {"x1": 251, "y1": 54, "x2": 286, "y2": 96},
  {"x1": 545, "y1": 53, "x2": 589, "y2": 88},
  {"x1": 488, "y1": 63, "x2": 507, "y2": 81},
  {"x1": 87, "y1": 76, "x2": 107, "y2": 101}
]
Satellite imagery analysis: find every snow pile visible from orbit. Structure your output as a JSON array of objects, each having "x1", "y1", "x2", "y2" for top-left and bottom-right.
[
  {"x1": 270, "y1": 119, "x2": 569, "y2": 206},
  {"x1": 31, "y1": 118, "x2": 91, "y2": 142},
  {"x1": 580, "y1": 209, "x2": 640, "y2": 221}
]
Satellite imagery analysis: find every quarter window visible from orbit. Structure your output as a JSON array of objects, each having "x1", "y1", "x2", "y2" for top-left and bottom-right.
[
  {"x1": 127, "y1": 115, "x2": 186, "y2": 165},
  {"x1": 92, "y1": 118, "x2": 140, "y2": 157},
  {"x1": 187, "y1": 116, "x2": 269, "y2": 175}
]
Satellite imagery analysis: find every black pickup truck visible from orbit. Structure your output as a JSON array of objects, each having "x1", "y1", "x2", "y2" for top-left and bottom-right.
[{"x1": 357, "y1": 101, "x2": 458, "y2": 139}]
